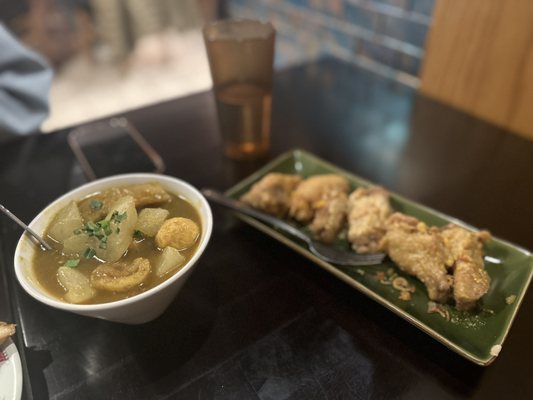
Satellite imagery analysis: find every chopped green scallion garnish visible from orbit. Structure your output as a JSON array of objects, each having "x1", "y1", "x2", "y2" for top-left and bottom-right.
[
  {"x1": 90, "y1": 200, "x2": 103, "y2": 210},
  {"x1": 133, "y1": 230, "x2": 144, "y2": 240},
  {"x1": 110, "y1": 211, "x2": 127, "y2": 223},
  {"x1": 99, "y1": 220, "x2": 112, "y2": 236},
  {"x1": 64, "y1": 259, "x2": 80, "y2": 268},
  {"x1": 86, "y1": 221, "x2": 99, "y2": 231},
  {"x1": 83, "y1": 247, "x2": 96, "y2": 259},
  {"x1": 78, "y1": 209, "x2": 128, "y2": 252}
]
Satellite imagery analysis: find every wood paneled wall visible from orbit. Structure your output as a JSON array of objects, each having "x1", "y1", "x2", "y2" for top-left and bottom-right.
[{"x1": 420, "y1": 0, "x2": 533, "y2": 140}]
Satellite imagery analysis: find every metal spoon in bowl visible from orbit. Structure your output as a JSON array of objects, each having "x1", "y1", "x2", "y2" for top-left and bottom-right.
[
  {"x1": 201, "y1": 189, "x2": 386, "y2": 267},
  {"x1": 0, "y1": 203, "x2": 52, "y2": 251}
]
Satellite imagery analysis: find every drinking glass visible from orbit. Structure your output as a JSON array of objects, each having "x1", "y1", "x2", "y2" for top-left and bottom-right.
[{"x1": 203, "y1": 19, "x2": 275, "y2": 160}]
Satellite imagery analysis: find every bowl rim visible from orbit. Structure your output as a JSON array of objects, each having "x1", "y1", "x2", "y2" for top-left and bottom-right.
[{"x1": 14, "y1": 173, "x2": 213, "y2": 312}]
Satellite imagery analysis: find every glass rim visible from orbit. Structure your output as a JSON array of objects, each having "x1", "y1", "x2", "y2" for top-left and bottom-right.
[{"x1": 203, "y1": 18, "x2": 275, "y2": 42}]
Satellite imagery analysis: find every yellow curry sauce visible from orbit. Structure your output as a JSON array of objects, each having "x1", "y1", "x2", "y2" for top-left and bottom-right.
[{"x1": 33, "y1": 190, "x2": 201, "y2": 304}]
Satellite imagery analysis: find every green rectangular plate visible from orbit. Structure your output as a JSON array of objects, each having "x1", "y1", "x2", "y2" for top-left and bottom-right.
[{"x1": 225, "y1": 149, "x2": 533, "y2": 366}]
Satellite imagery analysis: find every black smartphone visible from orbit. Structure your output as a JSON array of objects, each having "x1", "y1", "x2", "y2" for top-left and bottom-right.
[{"x1": 68, "y1": 118, "x2": 165, "y2": 181}]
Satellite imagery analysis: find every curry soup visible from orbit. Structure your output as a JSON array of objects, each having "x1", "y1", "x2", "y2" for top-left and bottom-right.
[{"x1": 32, "y1": 184, "x2": 201, "y2": 305}]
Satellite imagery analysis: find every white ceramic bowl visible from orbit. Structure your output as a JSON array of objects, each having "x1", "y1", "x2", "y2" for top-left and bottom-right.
[{"x1": 14, "y1": 174, "x2": 213, "y2": 324}]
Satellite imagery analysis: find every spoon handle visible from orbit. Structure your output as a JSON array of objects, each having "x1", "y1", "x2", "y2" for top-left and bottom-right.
[
  {"x1": 0, "y1": 204, "x2": 52, "y2": 250},
  {"x1": 201, "y1": 189, "x2": 310, "y2": 243}
]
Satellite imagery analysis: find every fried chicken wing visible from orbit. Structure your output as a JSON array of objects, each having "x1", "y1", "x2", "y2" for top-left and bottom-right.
[
  {"x1": 289, "y1": 174, "x2": 350, "y2": 243},
  {"x1": 440, "y1": 225, "x2": 491, "y2": 310},
  {"x1": 240, "y1": 173, "x2": 302, "y2": 217},
  {"x1": 309, "y1": 190, "x2": 348, "y2": 243},
  {"x1": 289, "y1": 174, "x2": 349, "y2": 221},
  {"x1": 347, "y1": 186, "x2": 391, "y2": 253},
  {"x1": 382, "y1": 213, "x2": 453, "y2": 302}
]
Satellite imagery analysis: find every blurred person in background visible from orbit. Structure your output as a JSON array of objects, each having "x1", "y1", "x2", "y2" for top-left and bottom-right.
[
  {"x1": 0, "y1": 24, "x2": 52, "y2": 141},
  {"x1": 0, "y1": 0, "x2": 215, "y2": 134}
]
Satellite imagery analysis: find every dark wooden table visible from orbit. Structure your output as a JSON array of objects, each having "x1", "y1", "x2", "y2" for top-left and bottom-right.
[{"x1": 1, "y1": 58, "x2": 532, "y2": 400}]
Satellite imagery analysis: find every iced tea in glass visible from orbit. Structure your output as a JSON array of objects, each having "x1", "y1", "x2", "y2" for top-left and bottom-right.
[{"x1": 203, "y1": 20, "x2": 275, "y2": 160}]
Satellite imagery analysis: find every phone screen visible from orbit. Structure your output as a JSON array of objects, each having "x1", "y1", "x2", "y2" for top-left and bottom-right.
[{"x1": 68, "y1": 118, "x2": 165, "y2": 180}]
